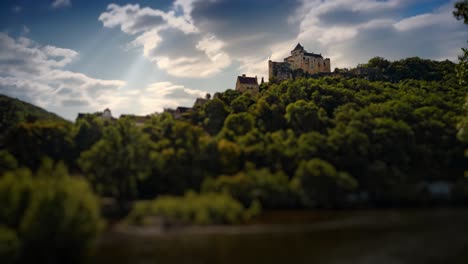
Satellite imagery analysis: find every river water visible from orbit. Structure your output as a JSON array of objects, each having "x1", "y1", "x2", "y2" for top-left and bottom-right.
[{"x1": 91, "y1": 208, "x2": 468, "y2": 264}]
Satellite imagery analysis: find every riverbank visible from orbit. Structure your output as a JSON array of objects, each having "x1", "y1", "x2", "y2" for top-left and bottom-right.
[{"x1": 92, "y1": 208, "x2": 468, "y2": 264}]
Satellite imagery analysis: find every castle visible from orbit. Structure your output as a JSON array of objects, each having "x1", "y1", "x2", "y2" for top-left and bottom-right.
[{"x1": 269, "y1": 43, "x2": 331, "y2": 82}]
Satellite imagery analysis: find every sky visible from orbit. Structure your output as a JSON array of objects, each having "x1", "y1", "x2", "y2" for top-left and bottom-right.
[{"x1": 0, "y1": 0, "x2": 466, "y2": 120}]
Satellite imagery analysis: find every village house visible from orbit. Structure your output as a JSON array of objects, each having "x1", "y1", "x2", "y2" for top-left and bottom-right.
[
  {"x1": 77, "y1": 108, "x2": 115, "y2": 121},
  {"x1": 235, "y1": 74, "x2": 259, "y2": 94}
]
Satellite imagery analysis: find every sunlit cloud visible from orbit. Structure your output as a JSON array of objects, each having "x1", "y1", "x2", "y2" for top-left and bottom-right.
[
  {"x1": 99, "y1": 3, "x2": 231, "y2": 78},
  {"x1": 0, "y1": 33, "x2": 125, "y2": 118}
]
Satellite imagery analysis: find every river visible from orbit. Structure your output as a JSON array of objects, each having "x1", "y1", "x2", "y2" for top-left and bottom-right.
[{"x1": 91, "y1": 208, "x2": 468, "y2": 264}]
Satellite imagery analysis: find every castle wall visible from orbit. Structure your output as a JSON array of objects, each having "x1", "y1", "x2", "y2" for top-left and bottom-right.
[
  {"x1": 269, "y1": 45, "x2": 331, "y2": 82},
  {"x1": 269, "y1": 60, "x2": 292, "y2": 82}
]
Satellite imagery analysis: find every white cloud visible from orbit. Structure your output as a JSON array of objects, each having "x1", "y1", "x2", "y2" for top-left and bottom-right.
[
  {"x1": 52, "y1": 0, "x2": 71, "y2": 8},
  {"x1": 0, "y1": 33, "x2": 125, "y2": 117},
  {"x1": 109, "y1": 81, "x2": 206, "y2": 115},
  {"x1": 0, "y1": 32, "x2": 210, "y2": 119},
  {"x1": 99, "y1": 3, "x2": 231, "y2": 78}
]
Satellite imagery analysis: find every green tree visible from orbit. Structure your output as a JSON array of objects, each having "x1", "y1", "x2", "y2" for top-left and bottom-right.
[
  {"x1": 0, "y1": 150, "x2": 18, "y2": 176},
  {"x1": 4, "y1": 121, "x2": 74, "y2": 170},
  {"x1": 368, "y1": 56, "x2": 390, "y2": 71},
  {"x1": 456, "y1": 48, "x2": 468, "y2": 85},
  {"x1": 221, "y1": 112, "x2": 255, "y2": 139},
  {"x1": 292, "y1": 159, "x2": 357, "y2": 208},
  {"x1": 231, "y1": 94, "x2": 254, "y2": 113},
  {"x1": 73, "y1": 117, "x2": 105, "y2": 153},
  {"x1": 203, "y1": 98, "x2": 230, "y2": 135},
  {"x1": 0, "y1": 160, "x2": 102, "y2": 264},
  {"x1": 78, "y1": 118, "x2": 153, "y2": 209},
  {"x1": 0, "y1": 226, "x2": 19, "y2": 264},
  {"x1": 285, "y1": 100, "x2": 322, "y2": 132},
  {"x1": 454, "y1": 1, "x2": 468, "y2": 24}
]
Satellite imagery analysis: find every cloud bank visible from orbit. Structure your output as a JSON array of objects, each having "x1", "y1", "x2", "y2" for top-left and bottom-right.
[
  {"x1": 0, "y1": 32, "x2": 208, "y2": 119},
  {"x1": 99, "y1": 3, "x2": 231, "y2": 78},
  {"x1": 0, "y1": 33, "x2": 124, "y2": 114},
  {"x1": 99, "y1": 0, "x2": 467, "y2": 78}
]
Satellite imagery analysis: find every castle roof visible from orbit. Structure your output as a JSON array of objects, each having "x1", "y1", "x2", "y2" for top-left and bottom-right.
[
  {"x1": 237, "y1": 75, "x2": 258, "y2": 85},
  {"x1": 304, "y1": 52, "x2": 323, "y2": 58},
  {"x1": 293, "y1": 43, "x2": 304, "y2": 51}
]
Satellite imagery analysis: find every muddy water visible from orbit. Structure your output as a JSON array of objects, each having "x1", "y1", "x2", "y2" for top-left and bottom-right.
[{"x1": 91, "y1": 208, "x2": 468, "y2": 264}]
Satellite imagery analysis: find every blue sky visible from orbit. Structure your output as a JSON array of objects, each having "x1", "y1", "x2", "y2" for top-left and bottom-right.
[{"x1": 0, "y1": 0, "x2": 466, "y2": 120}]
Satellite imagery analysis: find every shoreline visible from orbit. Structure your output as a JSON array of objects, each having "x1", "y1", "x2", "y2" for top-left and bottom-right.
[{"x1": 104, "y1": 207, "x2": 466, "y2": 238}]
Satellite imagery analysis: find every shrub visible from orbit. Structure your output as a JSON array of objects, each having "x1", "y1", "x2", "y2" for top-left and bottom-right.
[
  {"x1": 0, "y1": 160, "x2": 102, "y2": 264},
  {"x1": 126, "y1": 191, "x2": 260, "y2": 226},
  {"x1": 291, "y1": 159, "x2": 358, "y2": 208},
  {"x1": 202, "y1": 167, "x2": 294, "y2": 208},
  {"x1": 0, "y1": 226, "x2": 19, "y2": 264}
]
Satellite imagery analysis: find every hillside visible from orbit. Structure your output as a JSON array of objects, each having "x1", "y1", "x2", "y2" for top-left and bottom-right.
[{"x1": 0, "y1": 94, "x2": 66, "y2": 139}]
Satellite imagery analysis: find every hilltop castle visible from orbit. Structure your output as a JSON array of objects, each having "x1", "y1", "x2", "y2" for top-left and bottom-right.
[{"x1": 269, "y1": 43, "x2": 331, "y2": 82}]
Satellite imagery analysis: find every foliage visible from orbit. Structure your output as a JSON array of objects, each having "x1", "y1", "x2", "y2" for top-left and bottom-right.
[
  {"x1": 202, "y1": 166, "x2": 294, "y2": 208},
  {"x1": 0, "y1": 160, "x2": 102, "y2": 264},
  {"x1": 291, "y1": 159, "x2": 358, "y2": 208},
  {"x1": 0, "y1": 226, "x2": 19, "y2": 264},
  {"x1": 126, "y1": 192, "x2": 260, "y2": 226},
  {"x1": 456, "y1": 47, "x2": 468, "y2": 86},
  {"x1": 78, "y1": 118, "x2": 153, "y2": 208},
  {"x1": 4, "y1": 121, "x2": 75, "y2": 170},
  {"x1": 0, "y1": 94, "x2": 66, "y2": 143},
  {"x1": 1, "y1": 55, "x2": 466, "y2": 211},
  {"x1": 0, "y1": 150, "x2": 18, "y2": 176},
  {"x1": 454, "y1": 0, "x2": 468, "y2": 24}
]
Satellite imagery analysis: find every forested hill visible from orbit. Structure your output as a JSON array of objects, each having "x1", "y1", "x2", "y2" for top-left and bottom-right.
[{"x1": 0, "y1": 94, "x2": 66, "y2": 137}]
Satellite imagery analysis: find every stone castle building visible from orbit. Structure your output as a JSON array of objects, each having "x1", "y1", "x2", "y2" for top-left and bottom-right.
[
  {"x1": 235, "y1": 74, "x2": 259, "y2": 94},
  {"x1": 269, "y1": 43, "x2": 331, "y2": 82}
]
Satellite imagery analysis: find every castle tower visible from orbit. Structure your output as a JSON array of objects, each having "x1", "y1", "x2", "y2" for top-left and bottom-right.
[{"x1": 291, "y1": 43, "x2": 304, "y2": 56}]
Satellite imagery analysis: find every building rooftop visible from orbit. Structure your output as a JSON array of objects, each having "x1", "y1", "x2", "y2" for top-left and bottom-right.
[
  {"x1": 304, "y1": 52, "x2": 323, "y2": 58},
  {"x1": 176, "y1": 106, "x2": 192, "y2": 113},
  {"x1": 293, "y1": 43, "x2": 304, "y2": 51},
  {"x1": 237, "y1": 75, "x2": 258, "y2": 85}
]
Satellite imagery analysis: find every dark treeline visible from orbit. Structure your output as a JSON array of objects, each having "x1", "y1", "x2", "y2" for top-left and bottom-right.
[{"x1": 1, "y1": 56, "x2": 467, "y2": 208}]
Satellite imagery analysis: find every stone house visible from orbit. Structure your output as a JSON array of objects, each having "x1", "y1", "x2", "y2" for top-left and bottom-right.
[
  {"x1": 235, "y1": 74, "x2": 259, "y2": 94},
  {"x1": 193, "y1": 98, "x2": 209, "y2": 108},
  {"x1": 174, "y1": 106, "x2": 192, "y2": 119}
]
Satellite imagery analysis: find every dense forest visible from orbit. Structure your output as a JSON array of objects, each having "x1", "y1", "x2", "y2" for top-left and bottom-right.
[{"x1": 1, "y1": 2, "x2": 468, "y2": 263}]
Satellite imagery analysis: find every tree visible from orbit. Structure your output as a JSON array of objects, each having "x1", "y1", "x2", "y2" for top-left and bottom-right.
[
  {"x1": 202, "y1": 166, "x2": 292, "y2": 209},
  {"x1": 217, "y1": 139, "x2": 242, "y2": 175},
  {"x1": 4, "y1": 121, "x2": 74, "y2": 170},
  {"x1": 0, "y1": 160, "x2": 102, "y2": 264},
  {"x1": 231, "y1": 94, "x2": 254, "y2": 113},
  {"x1": 368, "y1": 56, "x2": 390, "y2": 71},
  {"x1": 73, "y1": 117, "x2": 105, "y2": 153},
  {"x1": 221, "y1": 112, "x2": 255, "y2": 139},
  {"x1": 78, "y1": 118, "x2": 153, "y2": 209},
  {"x1": 454, "y1": 1, "x2": 468, "y2": 24},
  {"x1": 285, "y1": 100, "x2": 322, "y2": 132},
  {"x1": 203, "y1": 98, "x2": 229, "y2": 135},
  {"x1": 456, "y1": 48, "x2": 468, "y2": 85},
  {"x1": 291, "y1": 159, "x2": 357, "y2": 208},
  {"x1": 0, "y1": 150, "x2": 18, "y2": 176}
]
